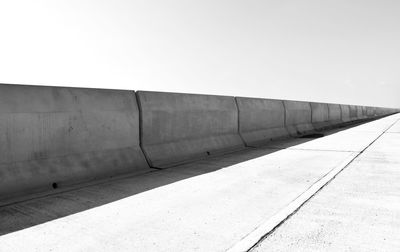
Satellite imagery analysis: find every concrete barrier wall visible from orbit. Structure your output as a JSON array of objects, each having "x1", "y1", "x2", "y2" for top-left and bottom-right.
[
  {"x1": 311, "y1": 102, "x2": 330, "y2": 130},
  {"x1": 234, "y1": 98, "x2": 397, "y2": 146},
  {"x1": 383, "y1": 108, "x2": 394, "y2": 115},
  {"x1": 327, "y1": 104, "x2": 342, "y2": 125},
  {"x1": 376, "y1": 107, "x2": 391, "y2": 116},
  {"x1": 356, "y1": 106, "x2": 364, "y2": 119},
  {"x1": 137, "y1": 91, "x2": 245, "y2": 168},
  {"x1": 236, "y1": 97, "x2": 288, "y2": 146},
  {"x1": 362, "y1": 106, "x2": 368, "y2": 118},
  {"x1": 366, "y1": 107, "x2": 376, "y2": 117},
  {"x1": 0, "y1": 84, "x2": 149, "y2": 201},
  {"x1": 349, "y1": 105, "x2": 358, "y2": 120},
  {"x1": 284, "y1": 100, "x2": 314, "y2": 136},
  {"x1": 1, "y1": 84, "x2": 397, "y2": 202},
  {"x1": 375, "y1": 107, "x2": 383, "y2": 116},
  {"x1": 340, "y1": 105, "x2": 351, "y2": 123}
]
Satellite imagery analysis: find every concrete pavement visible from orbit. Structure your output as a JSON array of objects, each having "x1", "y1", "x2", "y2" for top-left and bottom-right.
[
  {"x1": 253, "y1": 114, "x2": 400, "y2": 251},
  {"x1": 0, "y1": 114, "x2": 399, "y2": 252}
]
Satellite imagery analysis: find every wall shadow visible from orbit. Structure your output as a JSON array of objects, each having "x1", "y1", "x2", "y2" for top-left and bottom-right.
[{"x1": 0, "y1": 118, "x2": 379, "y2": 236}]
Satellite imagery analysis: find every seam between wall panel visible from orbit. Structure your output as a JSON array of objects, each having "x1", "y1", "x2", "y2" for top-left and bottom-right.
[
  {"x1": 281, "y1": 100, "x2": 290, "y2": 135},
  {"x1": 134, "y1": 91, "x2": 156, "y2": 168},
  {"x1": 234, "y1": 97, "x2": 248, "y2": 147}
]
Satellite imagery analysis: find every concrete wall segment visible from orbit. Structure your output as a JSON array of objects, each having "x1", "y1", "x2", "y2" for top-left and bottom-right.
[
  {"x1": 284, "y1": 100, "x2": 314, "y2": 136},
  {"x1": 1, "y1": 83, "x2": 397, "y2": 203},
  {"x1": 310, "y1": 102, "x2": 330, "y2": 130},
  {"x1": 0, "y1": 84, "x2": 149, "y2": 201},
  {"x1": 136, "y1": 91, "x2": 245, "y2": 168},
  {"x1": 340, "y1": 104, "x2": 351, "y2": 122},
  {"x1": 236, "y1": 97, "x2": 289, "y2": 146}
]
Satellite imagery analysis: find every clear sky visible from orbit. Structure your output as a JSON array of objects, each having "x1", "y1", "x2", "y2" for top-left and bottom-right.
[{"x1": 0, "y1": 0, "x2": 399, "y2": 107}]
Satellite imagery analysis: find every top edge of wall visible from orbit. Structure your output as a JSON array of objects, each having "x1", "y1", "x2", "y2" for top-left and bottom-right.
[
  {"x1": 0, "y1": 83, "x2": 136, "y2": 92},
  {"x1": 136, "y1": 90, "x2": 237, "y2": 99},
  {"x1": 1, "y1": 83, "x2": 398, "y2": 110}
]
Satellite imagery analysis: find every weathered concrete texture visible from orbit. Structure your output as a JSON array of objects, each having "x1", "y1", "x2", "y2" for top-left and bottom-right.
[
  {"x1": 356, "y1": 105, "x2": 364, "y2": 119},
  {"x1": 310, "y1": 102, "x2": 329, "y2": 130},
  {"x1": 137, "y1": 91, "x2": 245, "y2": 168},
  {"x1": 376, "y1": 107, "x2": 397, "y2": 116},
  {"x1": 367, "y1": 106, "x2": 377, "y2": 117},
  {"x1": 259, "y1": 115, "x2": 399, "y2": 153},
  {"x1": 0, "y1": 83, "x2": 397, "y2": 207},
  {"x1": 362, "y1": 106, "x2": 368, "y2": 118},
  {"x1": 349, "y1": 105, "x2": 358, "y2": 121},
  {"x1": 0, "y1": 139, "x2": 358, "y2": 252},
  {"x1": 327, "y1": 103, "x2": 342, "y2": 126},
  {"x1": 1, "y1": 114, "x2": 398, "y2": 252},
  {"x1": 0, "y1": 84, "x2": 149, "y2": 202},
  {"x1": 340, "y1": 104, "x2": 351, "y2": 122},
  {"x1": 284, "y1": 100, "x2": 314, "y2": 136},
  {"x1": 236, "y1": 97, "x2": 288, "y2": 146},
  {"x1": 376, "y1": 107, "x2": 385, "y2": 116},
  {"x1": 253, "y1": 114, "x2": 400, "y2": 252}
]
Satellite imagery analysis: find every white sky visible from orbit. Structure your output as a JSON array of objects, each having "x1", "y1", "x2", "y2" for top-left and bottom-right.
[{"x1": 0, "y1": 0, "x2": 399, "y2": 107}]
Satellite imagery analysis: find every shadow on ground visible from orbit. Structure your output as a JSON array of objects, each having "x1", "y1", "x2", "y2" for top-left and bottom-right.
[{"x1": 0, "y1": 119, "x2": 375, "y2": 236}]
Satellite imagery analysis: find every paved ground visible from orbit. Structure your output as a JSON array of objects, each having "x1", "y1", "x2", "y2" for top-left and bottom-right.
[
  {"x1": 253, "y1": 114, "x2": 400, "y2": 252},
  {"x1": 0, "y1": 114, "x2": 399, "y2": 252}
]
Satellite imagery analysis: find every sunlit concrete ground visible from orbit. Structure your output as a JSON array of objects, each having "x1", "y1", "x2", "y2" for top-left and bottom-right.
[
  {"x1": 0, "y1": 114, "x2": 399, "y2": 252},
  {"x1": 254, "y1": 114, "x2": 400, "y2": 252}
]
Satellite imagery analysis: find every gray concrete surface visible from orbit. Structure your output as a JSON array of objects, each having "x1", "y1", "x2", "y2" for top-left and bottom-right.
[
  {"x1": 367, "y1": 107, "x2": 377, "y2": 117},
  {"x1": 0, "y1": 84, "x2": 397, "y2": 251},
  {"x1": 137, "y1": 91, "x2": 245, "y2": 168},
  {"x1": 1, "y1": 114, "x2": 398, "y2": 252},
  {"x1": 264, "y1": 114, "x2": 399, "y2": 153},
  {"x1": 253, "y1": 114, "x2": 400, "y2": 252},
  {"x1": 349, "y1": 105, "x2": 358, "y2": 120},
  {"x1": 327, "y1": 103, "x2": 342, "y2": 126},
  {"x1": 340, "y1": 104, "x2": 351, "y2": 123},
  {"x1": 284, "y1": 100, "x2": 314, "y2": 136},
  {"x1": 236, "y1": 97, "x2": 288, "y2": 146},
  {"x1": 1, "y1": 84, "x2": 393, "y2": 206},
  {"x1": 356, "y1": 105, "x2": 364, "y2": 119},
  {"x1": 310, "y1": 102, "x2": 330, "y2": 130},
  {"x1": 362, "y1": 106, "x2": 368, "y2": 118},
  {"x1": 0, "y1": 84, "x2": 149, "y2": 203}
]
